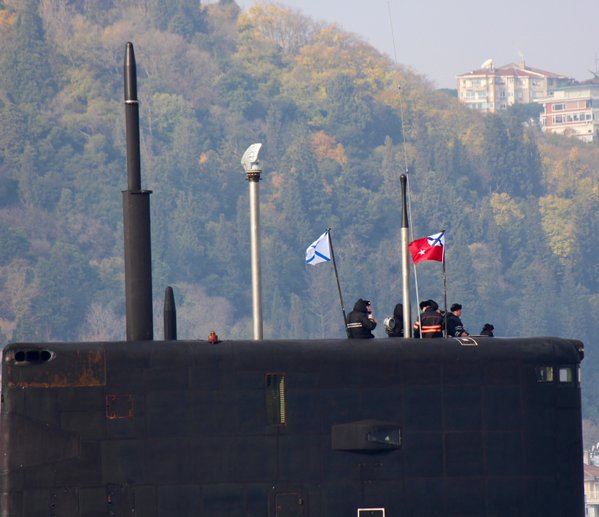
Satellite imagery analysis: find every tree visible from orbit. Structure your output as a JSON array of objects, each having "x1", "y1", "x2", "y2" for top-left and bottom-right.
[
  {"x1": 481, "y1": 114, "x2": 542, "y2": 198},
  {"x1": 0, "y1": 0, "x2": 55, "y2": 107},
  {"x1": 24, "y1": 242, "x2": 97, "y2": 340},
  {"x1": 303, "y1": 265, "x2": 345, "y2": 338},
  {"x1": 0, "y1": 258, "x2": 39, "y2": 341}
]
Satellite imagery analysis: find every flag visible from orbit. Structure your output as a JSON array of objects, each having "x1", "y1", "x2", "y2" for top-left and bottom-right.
[
  {"x1": 306, "y1": 230, "x2": 331, "y2": 265},
  {"x1": 409, "y1": 231, "x2": 445, "y2": 264}
]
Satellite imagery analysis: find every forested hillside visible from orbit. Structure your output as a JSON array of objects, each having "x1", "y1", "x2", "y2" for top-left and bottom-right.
[{"x1": 0, "y1": 0, "x2": 598, "y2": 438}]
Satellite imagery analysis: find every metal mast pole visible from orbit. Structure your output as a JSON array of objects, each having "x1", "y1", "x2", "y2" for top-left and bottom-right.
[
  {"x1": 123, "y1": 41, "x2": 153, "y2": 341},
  {"x1": 327, "y1": 228, "x2": 350, "y2": 337},
  {"x1": 400, "y1": 174, "x2": 412, "y2": 337},
  {"x1": 248, "y1": 173, "x2": 263, "y2": 340},
  {"x1": 241, "y1": 143, "x2": 265, "y2": 341}
]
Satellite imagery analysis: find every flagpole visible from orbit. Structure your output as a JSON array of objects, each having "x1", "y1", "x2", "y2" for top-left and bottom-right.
[
  {"x1": 413, "y1": 265, "x2": 422, "y2": 339},
  {"x1": 400, "y1": 175, "x2": 412, "y2": 337},
  {"x1": 442, "y1": 230, "x2": 448, "y2": 338},
  {"x1": 328, "y1": 227, "x2": 350, "y2": 337}
]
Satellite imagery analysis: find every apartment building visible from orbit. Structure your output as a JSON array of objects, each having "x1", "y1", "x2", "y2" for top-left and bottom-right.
[
  {"x1": 457, "y1": 60, "x2": 573, "y2": 113},
  {"x1": 585, "y1": 447, "x2": 599, "y2": 516},
  {"x1": 535, "y1": 81, "x2": 599, "y2": 142}
]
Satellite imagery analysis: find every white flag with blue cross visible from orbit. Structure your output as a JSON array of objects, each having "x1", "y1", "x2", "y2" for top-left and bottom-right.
[{"x1": 305, "y1": 230, "x2": 331, "y2": 266}]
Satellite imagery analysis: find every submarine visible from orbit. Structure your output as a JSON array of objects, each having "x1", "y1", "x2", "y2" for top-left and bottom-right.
[{"x1": 0, "y1": 43, "x2": 585, "y2": 517}]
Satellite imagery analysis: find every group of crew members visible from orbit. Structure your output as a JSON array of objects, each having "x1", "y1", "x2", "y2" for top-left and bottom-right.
[{"x1": 346, "y1": 298, "x2": 494, "y2": 339}]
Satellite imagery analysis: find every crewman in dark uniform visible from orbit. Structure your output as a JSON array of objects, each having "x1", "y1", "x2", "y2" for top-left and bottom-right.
[
  {"x1": 413, "y1": 299, "x2": 444, "y2": 338},
  {"x1": 480, "y1": 323, "x2": 495, "y2": 336},
  {"x1": 446, "y1": 303, "x2": 469, "y2": 337},
  {"x1": 385, "y1": 303, "x2": 404, "y2": 337},
  {"x1": 347, "y1": 298, "x2": 377, "y2": 338}
]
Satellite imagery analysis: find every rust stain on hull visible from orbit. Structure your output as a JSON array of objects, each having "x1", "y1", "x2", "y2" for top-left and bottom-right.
[{"x1": 7, "y1": 348, "x2": 106, "y2": 388}]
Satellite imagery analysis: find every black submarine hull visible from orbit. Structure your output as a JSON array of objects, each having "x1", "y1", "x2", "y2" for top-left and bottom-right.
[{"x1": 0, "y1": 336, "x2": 584, "y2": 516}]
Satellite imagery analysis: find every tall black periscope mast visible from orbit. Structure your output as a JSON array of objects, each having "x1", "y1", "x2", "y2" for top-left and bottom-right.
[{"x1": 123, "y1": 42, "x2": 153, "y2": 341}]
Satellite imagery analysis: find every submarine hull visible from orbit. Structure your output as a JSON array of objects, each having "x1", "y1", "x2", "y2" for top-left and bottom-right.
[{"x1": 0, "y1": 336, "x2": 584, "y2": 516}]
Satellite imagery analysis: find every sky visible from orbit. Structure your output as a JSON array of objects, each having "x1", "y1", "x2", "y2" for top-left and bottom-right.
[{"x1": 230, "y1": 0, "x2": 599, "y2": 89}]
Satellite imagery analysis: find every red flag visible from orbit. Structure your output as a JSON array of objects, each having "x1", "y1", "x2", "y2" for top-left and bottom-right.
[{"x1": 409, "y1": 231, "x2": 445, "y2": 264}]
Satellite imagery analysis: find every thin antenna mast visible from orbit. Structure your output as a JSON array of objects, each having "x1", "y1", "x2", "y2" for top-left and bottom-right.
[{"x1": 387, "y1": 1, "x2": 419, "y2": 331}]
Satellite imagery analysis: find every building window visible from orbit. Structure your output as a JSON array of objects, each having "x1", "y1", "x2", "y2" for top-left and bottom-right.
[
  {"x1": 553, "y1": 103, "x2": 565, "y2": 111},
  {"x1": 555, "y1": 115, "x2": 563, "y2": 124},
  {"x1": 265, "y1": 373, "x2": 287, "y2": 426}
]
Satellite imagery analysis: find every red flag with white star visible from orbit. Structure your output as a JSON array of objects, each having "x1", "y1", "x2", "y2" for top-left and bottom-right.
[{"x1": 409, "y1": 231, "x2": 445, "y2": 264}]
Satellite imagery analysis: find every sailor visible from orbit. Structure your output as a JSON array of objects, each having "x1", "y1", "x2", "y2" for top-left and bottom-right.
[
  {"x1": 384, "y1": 303, "x2": 404, "y2": 337},
  {"x1": 480, "y1": 323, "x2": 495, "y2": 336},
  {"x1": 446, "y1": 303, "x2": 469, "y2": 337},
  {"x1": 347, "y1": 299, "x2": 377, "y2": 338},
  {"x1": 413, "y1": 299, "x2": 444, "y2": 338}
]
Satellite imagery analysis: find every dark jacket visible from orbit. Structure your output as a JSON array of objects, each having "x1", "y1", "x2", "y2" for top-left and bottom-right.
[
  {"x1": 446, "y1": 312, "x2": 467, "y2": 337},
  {"x1": 347, "y1": 299, "x2": 376, "y2": 339},
  {"x1": 386, "y1": 303, "x2": 404, "y2": 337},
  {"x1": 480, "y1": 323, "x2": 494, "y2": 336},
  {"x1": 413, "y1": 307, "x2": 443, "y2": 338}
]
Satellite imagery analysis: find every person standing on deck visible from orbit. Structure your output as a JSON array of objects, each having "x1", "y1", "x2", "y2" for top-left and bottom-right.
[
  {"x1": 413, "y1": 300, "x2": 443, "y2": 338},
  {"x1": 347, "y1": 299, "x2": 377, "y2": 339},
  {"x1": 446, "y1": 303, "x2": 469, "y2": 337}
]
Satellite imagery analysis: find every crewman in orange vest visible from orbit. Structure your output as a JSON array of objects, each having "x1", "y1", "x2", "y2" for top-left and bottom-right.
[{"x1": 413, "y1": 299, "x2": 444, "y2": 338}]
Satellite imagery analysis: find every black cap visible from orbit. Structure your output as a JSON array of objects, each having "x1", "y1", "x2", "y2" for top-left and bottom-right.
[{"x1": 450, "y1": 303, "x2": 462, "y2": 312}]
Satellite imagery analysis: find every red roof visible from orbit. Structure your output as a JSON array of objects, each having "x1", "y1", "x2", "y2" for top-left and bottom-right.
[
  {"x1": 584, "y1": 463, "x2": 599, "y2": 481},
  {"x1": 458, "y1": 63, "x2": 571, "y2": 80}
]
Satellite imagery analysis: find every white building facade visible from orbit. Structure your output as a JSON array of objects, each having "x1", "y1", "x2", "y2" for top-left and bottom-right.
[
  {"x1": 536, "y1": 82, "x2": 599, "y2": 143},
  {"x1": 585, "y1": 447, "x2": 599, "y2": 516},
  {"x1": 457, "y1": 60, "x2": 572, "y2": 113}
]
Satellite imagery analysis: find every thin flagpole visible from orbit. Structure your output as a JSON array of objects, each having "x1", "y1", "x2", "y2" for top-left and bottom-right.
[
  {"x1": 442, "y1": 231, "x2": 448, "y2": 337},
  {"x1": 405, "y1": 174, "x2": 421, "y2": 339},
  {"x1": 327, "y1": 228, "x2": 349, "y2": 337},
  {"x1": 413, "y1": 263, "x2": 422, "y2": 339}
]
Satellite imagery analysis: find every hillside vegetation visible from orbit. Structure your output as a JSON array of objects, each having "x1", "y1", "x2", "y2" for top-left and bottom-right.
[{"x1": 0, "y1": 0, "x2": 598, "y2": 435}]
